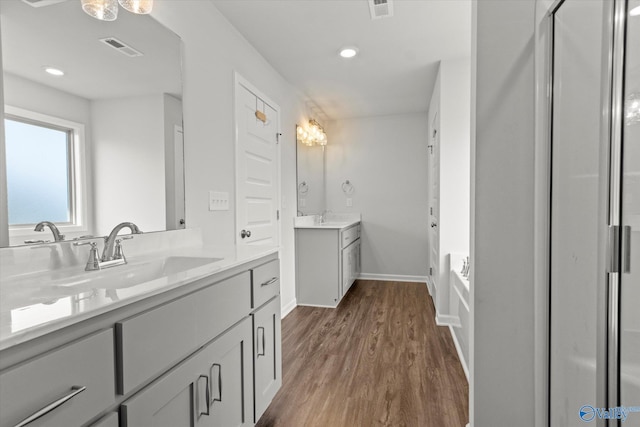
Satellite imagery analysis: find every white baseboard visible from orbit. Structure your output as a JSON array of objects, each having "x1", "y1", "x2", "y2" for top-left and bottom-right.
[
  {"x1": 296, "y1": 302, "x2": 337, "y2": 309},
  {"x1": 281, "y1": 298, "x2": 297, "y2": 318},
  {"x1": 435, "y1": 313, "x2": 461, "y2": 327},
  {"x1": 425, "y1": 276, "x2": 435, "y2": 296},
  {"x1": 449, "y1": 325, "x2": 469, "y2": 381},
  {"x1": 358, "y1": 273, "x2": 428, "y2": 283}
]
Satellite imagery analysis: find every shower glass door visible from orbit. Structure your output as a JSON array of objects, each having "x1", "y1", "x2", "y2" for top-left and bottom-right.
[
  {"x1": 620, "y1": 0, "x2": 640, "y2": 418},
  {"x1": 549, "y1": 1, "x2": 608, "y2": 425}
]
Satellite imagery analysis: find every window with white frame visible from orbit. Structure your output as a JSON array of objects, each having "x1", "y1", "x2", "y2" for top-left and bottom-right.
[{"x1": 4, "y1": 106, "x2": 87, "y2": 235}]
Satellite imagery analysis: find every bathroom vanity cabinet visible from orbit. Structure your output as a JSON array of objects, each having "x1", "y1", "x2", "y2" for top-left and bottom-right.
[
  {"x1": 0, "y1": 253, "x2": 281, "y2": 427},
  {"x1": 296, "y1": 222, "x2": 361, "y2": 308}
]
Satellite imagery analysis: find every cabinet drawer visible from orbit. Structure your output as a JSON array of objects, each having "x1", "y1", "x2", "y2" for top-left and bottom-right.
[
  {"x1": 341, "y1": 225, "x2": 359, "y2": 248},
  {"x1": 0, "y1": 329, "x2": 115, "y2": 427},
  {"x1": 117, "y1": 272, "x2": 251, "y2": 394},
  {"x1": 252, "y1": 259, "x2": 280, "y2": 309}
]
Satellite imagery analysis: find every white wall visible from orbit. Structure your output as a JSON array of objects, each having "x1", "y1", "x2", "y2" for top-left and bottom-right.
[
  {"x1": 471, "y1": 0, "x2": 536, "y2": 425},
  {"x1": 91, "y1": 95, "x2": 166, "y2": 236},
  {"x1": 324, "y1": 114, "x2": 429, "y2": 279},
  {"x1": 151, "y1": 1, "x2": 309, "y2": 315}
]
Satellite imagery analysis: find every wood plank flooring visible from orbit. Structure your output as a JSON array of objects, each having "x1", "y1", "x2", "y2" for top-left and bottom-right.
[{"x1": 257, "y1": 280, "x2": 469, "y2": 427}]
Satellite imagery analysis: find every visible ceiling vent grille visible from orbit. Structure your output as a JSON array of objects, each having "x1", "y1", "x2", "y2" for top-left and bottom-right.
[
  {"x1": 369, "y1": 0, "x2": 394, "y2": 20},
  {"x1": 20, "y1": 0, "x2": 68, "y2": 7},
  {"x1": 99, "y1": 38, "x2": 144, "y2": 58}
]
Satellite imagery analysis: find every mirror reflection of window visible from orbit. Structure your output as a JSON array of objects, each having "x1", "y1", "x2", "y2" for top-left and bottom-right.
[
  {"x1": 3, "y1": 106, "x2": 86, "y2": 238},
  {"x1": 4, "y1": 117, "x2": 73, "y2": 226}
]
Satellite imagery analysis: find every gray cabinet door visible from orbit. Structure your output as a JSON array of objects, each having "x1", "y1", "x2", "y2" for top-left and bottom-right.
[
  {"x1": 122, "y1": 318, "x2": 253, "y2": 427},
  {"x1": 252, "y1": 296, "x2": 282, "y2": 423},
  {"x1": 199, "y1": 317, "x2": 254, "y2": 427},
  {"x1": 121, "y1": 351, "x2": 201, "y2": 427}
]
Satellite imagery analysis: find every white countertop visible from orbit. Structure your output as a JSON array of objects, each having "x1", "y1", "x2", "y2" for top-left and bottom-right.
[
  {"x1": 0, "y1": 230, "x2": 277, "y2": 350},
  {"x1": 294, "y1": 213, "x2": 361, "y2": 230}
]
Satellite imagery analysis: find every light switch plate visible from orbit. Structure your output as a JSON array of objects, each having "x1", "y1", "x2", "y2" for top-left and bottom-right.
[
  {"x1": 209, "y1": 191, "x2": 229, "y2": 211},
  {"x1": 346, "y1": 198, "x2": 353, "y2": 207}
]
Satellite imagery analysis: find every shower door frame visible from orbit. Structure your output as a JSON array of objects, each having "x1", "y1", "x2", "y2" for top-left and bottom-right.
[{"x1": 541, "y1": 0, "x2": 630, "y2": 425}]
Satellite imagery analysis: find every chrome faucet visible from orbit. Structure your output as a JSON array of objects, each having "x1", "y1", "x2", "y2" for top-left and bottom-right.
[
  {"x1": 320, "y1": 210, "x2": 331, "y2": 224},
  {"x1": 34, "y1": 221, "x2": 65, "y2": 241},
  {"x1": 101, "y1": 222, "x2": 142, "y2": 262}
]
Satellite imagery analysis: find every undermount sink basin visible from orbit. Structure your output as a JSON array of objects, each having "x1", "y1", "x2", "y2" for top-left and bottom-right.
[
  {"x1": 3, "y1": 256, "x2": 223, "y2": 297},
  {"x1": 56, "y1": 256, "x2": 222, "y2": 290}
]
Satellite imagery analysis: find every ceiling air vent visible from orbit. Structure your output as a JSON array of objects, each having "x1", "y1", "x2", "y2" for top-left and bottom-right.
[
  {"x1": 99, "y1": 37, "x2": 143, "y2": 58},
  {"x1": 369, "y1": 0, "x2": 394, "y2": 20},
  {"x1": 20, "y1": 0, "x2": 68, "y2": 7}
]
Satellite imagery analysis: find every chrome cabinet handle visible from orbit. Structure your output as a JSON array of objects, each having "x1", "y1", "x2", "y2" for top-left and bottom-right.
[
  {"x1": 240, "y1": 229, "x2": 252, "y2": 239},
  {"x1": 261, "y1": 277, "x2": 278, "y2": 287},
  {"x1": 257, "y1": 327, "x2": 266, "y2": 357},
  {"x1": 14, "y1": 385, "x2": 86, "y2": 427},
  {"x1": 197, "y1": 375, "x2": 210, "y2": 417},
  {"x1": 210, "y1": 363, "x2": 222, "y2": 404}
]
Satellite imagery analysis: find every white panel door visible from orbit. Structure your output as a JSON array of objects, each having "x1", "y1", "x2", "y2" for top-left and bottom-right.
[
  {"x1": 235, "y1": 81, "x2": 279, "y2": 247},
  {"x1": 174, "y1": 125, "x2": 185, "y2": 229}
]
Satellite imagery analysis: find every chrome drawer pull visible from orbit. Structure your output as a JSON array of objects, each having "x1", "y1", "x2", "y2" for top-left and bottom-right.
[
  {"x1": 257, "y1": 327, "x2": 266, "y2": 356},
  {"x1": 197, "y1": 375, "x2": 210, "y2": 417},
  {"x1": 261, "y1": 277, "x2": 278, "y2": 287},
  {"x1": 14, "y1": 385, "x2": 86, "y2": 427},
  {"x1": 210, "y1": 363, "x2": 222, "y2": 403}
]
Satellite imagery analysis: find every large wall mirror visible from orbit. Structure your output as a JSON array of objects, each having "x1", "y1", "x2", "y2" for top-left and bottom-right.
[
  {"x1": 296, "y1": 126, "x2": 325, "y2": 216},
  {"x1": 0, "y1": 0, "x2": 184, "y2": 246}
]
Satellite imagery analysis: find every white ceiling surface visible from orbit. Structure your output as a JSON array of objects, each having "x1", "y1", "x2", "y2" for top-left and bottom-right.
[
  {"x1": 212, "y1": 0, "x2": 472, "y2": 120},
  {"x1": 0, "y1": 0, "x2": 181, "y2": 100}
]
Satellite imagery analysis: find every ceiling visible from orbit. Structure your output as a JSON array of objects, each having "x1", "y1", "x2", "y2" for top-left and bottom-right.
[
  {"x1": 1, "y1": 0, "x2": 181, "y2": 101},
  {"x1": 212, "y1": 0, "x2": 472, "y2": 121}
]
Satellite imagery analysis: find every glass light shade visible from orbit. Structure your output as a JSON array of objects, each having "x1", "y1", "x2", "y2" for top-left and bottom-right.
[
  {"x1": 118, "y1": 0, "x2": 153, "y2": 14},
  {"x1": 82, "y1": 0, "x2": 118, "y2": 21}
]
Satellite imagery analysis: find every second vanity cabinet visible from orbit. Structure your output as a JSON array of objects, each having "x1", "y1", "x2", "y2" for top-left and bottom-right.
[
  {"x1": 296, "y1": 222, "x2": 361, "y2": 308},
  {"x1": 0, "y1": 253, "x2": 281, "y2": 427}
]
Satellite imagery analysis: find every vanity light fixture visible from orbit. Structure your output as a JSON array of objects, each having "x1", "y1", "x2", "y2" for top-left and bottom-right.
[
  {"x1": 297, "y1": 120, "x2": 328, "y2": 147},
  {"x1": 81, "y1": 0, "x2": 118, "y2": 21},
  {"x1": 118, "y1": 0, "x2": 153, "y2": 15},
  {"x1": 81, "y1": 0, "x2": 153, "y2": 21},
  {"x1": 339, "y1": 47, "x2": 359, "y2": 59},
  {"x1": 44, "y1": 67, "x2": 64, "y2": 76}
]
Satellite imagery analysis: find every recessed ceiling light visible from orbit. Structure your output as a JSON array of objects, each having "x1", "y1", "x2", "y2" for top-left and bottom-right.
[
  {"x1": 339, "y1": 47, "x2": 359, "y2": 59},
  {"x1": 630, "y1": 5, "x2": 640, "y2": 16},
  {"x1": 44, "y1": 67, "x2": 65, "y2": 76}
]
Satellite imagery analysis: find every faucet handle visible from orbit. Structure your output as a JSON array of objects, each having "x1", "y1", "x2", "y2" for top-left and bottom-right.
[
  {"x1": 113, "y1": 238, "x2": 131, "y2": 262},
  {"x1": 74, "y1": 241, "x2": 100, "y2": 271}
]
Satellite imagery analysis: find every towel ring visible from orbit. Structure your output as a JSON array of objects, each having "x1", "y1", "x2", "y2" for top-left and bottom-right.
[
  {"x1": 298, "y1": 181, "x2": 309, "y2": 195},
  {"x1": 342, "y1": 180, "x2": 354, "y2": 195}
]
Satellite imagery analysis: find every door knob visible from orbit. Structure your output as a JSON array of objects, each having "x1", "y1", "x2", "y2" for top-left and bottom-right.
[
  {"x1": 240, "y1": 229, "x2": 252, "y2": 238},
  {"x1": 431, "y1": 222, "x2": 437, "y2": 228}
]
